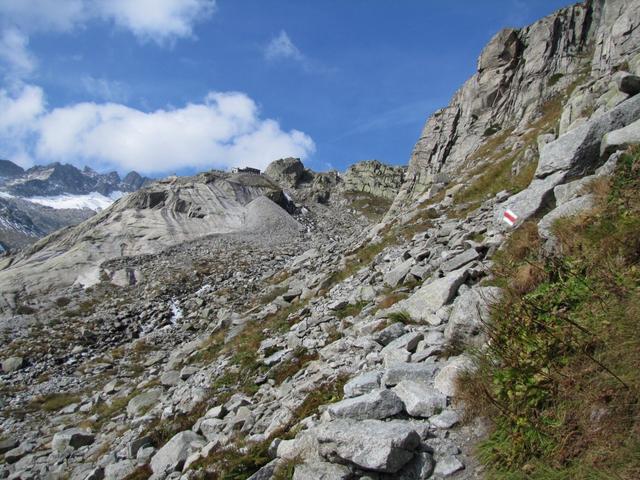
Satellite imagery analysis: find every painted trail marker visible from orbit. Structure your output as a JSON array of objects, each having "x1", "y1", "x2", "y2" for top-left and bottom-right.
[{"x1": 503, "y1": 209, "x2": 518, "y2": 226}]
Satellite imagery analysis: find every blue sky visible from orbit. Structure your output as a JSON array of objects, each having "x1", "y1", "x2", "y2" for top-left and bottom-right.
[{"x1": 0, "y1": 0, "x2": 575, "y2": 176}]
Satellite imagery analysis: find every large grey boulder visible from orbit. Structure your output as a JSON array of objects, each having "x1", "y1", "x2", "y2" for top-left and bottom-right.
[
  {"x1": 2, "y1": 356, "x2": 25, "y2": 373},
  {"x1": 126, "y1": 388, "x2": 162, "y2": 417},
  {"x1": 395, "y1": 452, "x2": 435, "y2": 480},
  {"x1": 265, "y1": 157, "x2": 307, "y2": 188},
  {"x1": 315, "y1": 419, "x2": 421, "y2": 473},
  {"x1": 601, "y1": 118, "x2": 640, "y2": 159},
  {"x1": 382, "y1": 363, "x2": 439, "y2": 387},
  {"x1": 150, "y1": 431, "x2": 206, "y2": 474},
  {"x1": 343, "y1": 371, "x2": 383, "y2": 398},
  {"x1": 325, "y1": 389, "x2": 404, "y2": 421},
  {"x1": 390, "y1": 267, "x2": 468, "y2": 322},
  {"x1": 444, "y1": 287, "x2": 502, "y2": 348},
  {"x1": 393, "y1": 381, "x2": 448, "y2": 418},
  {"x1": 52, "y1": 429, "x2": 95, "y2": 453},
  {"x1": 292, "y1": 461, "x2": 352, "y2": 480},
  {"x1": 384, "y1": 259, "x2": 414, "y2": 287}
]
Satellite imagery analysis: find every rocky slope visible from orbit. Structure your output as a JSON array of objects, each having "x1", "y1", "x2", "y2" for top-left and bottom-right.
[{"x1": 1, "y1": 1, "x2": 640, "y2": 479}]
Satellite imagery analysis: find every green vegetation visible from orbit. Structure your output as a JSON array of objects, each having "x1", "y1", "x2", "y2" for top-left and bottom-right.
[
  {"x1": 344, "y1": 191, "x2": 393, "y2": 221},
  {"x1": 548, "y1": 73, "x2": 564, "y2": 87},
  {"x1": 387, "y1": 311, "x2": 413, "y2": 324},
  {"x1": 459, "y1": 148, "x2": 640, "y2": 479},
  {"x1": 333, "y1": 300, "x2": 368, "y2": 319},
  {"x1": 30, "y1": 392, "x2": 80, "y2": 412}
]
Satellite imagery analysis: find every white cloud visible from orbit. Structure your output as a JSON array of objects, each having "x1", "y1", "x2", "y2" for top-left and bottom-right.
[
  {"x1": 0, "y1": 85, "x2": 46, "y2": 167},
  {"x1": 0, "y1": 86, "x2": 314, "y2": 174},
  {"x1": 0, "y1": 28, "x2": 37, "y2": 81},
  {"x1": 0, "y1": 0, "x2": 215, "y2": 43},
  {"x1": 265, "y1": 30, "x2": 305, "y2": 62}
]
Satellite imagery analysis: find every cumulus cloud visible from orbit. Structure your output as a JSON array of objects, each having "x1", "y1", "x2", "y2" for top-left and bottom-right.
[
  {"x1": 0, "y1": 28, "x2": 37, "y2": 81},
  {"x1": 265, "y1": 30, "x2": 305, "y2": 62},
  {"x1": 0, "y1": 85, "x2": 314, "y2": 174},
  {"x1": 0, "y1": 0, "x2": 216, "y2": 43}
]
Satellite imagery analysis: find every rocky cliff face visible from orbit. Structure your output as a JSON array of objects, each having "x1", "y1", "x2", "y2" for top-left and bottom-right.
[
  {"x1": 340, "y1": 160, "x2": 406, "y2": 200},
  {"x1": 392, "y1": 0, "x2": 640, "y2": 212}
]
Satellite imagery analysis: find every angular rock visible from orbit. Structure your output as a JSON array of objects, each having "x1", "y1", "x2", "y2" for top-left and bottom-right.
[
  {"x1": 440, "y1": 249, "x2": 480, "y2": 273},
  {"x1": 382, "y1": 363, "x2": 439, "y2": 387},
  {"x1": 393, "y1": 381, "x2": 447, "y2": 418},
  {"x1": 374, "y1": 322, "x2": 407, "y2": 346},
  {"x1": 325, "y1": 389, "x2": 404, "y2": 421},
  {"x1": 390, "y1": 268, "x2": 468, "y2": 322},
  {"x1": 601, "y1": 118, "x2": 640, "y2": 159},
  {"x1": 434, "y1": 356, "x2": 474, "y2": 397},
  {"x1": 395, "y1": 452, "x2": 435, "y2": 480},
  {"x1": 381, "y1": 332, "x2": 423, "y2": 354},
  {"x1": 0, "y1": 438, "x2": 19, "y2": 455},
  {"x1": 104, "y1": 460, "x2": 136, "y2": 480},
  {"x1": 150, "y1": 431, "x2": 206, "y2": 474},
  {"x1": 52, "y1": 429, "x2": 95, "y2": 453},
  {"x1": 434, "y1": 456, "x2": 464, "y2": 477},
  {"x1": 293, "y1": 461, "x2": 352, "y2": 480},
  {"x1": 126, "y1": 388, "x2": 162, "y2": 417},
  {"x1": 384, "y1": 259, "x2": 414, "y2": 287},
  {"x1": 315, "y1": 419, "x2": 421, "y2": 473},
  {"x1": 343, "y1": 371, "x2": 383, "y2": 398},
  {"x1": 444, "y1": 287, "x2": 502, "y2": 348},
  {"x1": 2, "y1": 356, "x2": 25, "y2": 373}
]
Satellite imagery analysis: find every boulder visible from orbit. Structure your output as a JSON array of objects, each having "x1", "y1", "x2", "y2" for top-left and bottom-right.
[
  {"x1": 343, "y1": 371, "x2": 383, "y2": 398},
  {"x1": 395, "y1": 452, "x2": 435, "y2": 480},
  {"x1": 104, "y1": 460, "x2": 136, "y2": 480},
  {"x1": 315, "y1": 419, "x2": 421, "y2": 473},
  {"x1": 382, "y1": 363, "x2": 439, "y2": 387},
  {"x1": 126, "y1": 388, "x2": 162, "y2": 417},
  {"x1": 325, "y1": 389, "x2": 404, "y2": 421},
  {"x1": 381, "y1": 332, "x2": 423, "y2": 354},
  {"x1": 616, "y1": 72, "x2": 640, "y2": 96},
  {"x1": 440, "y1": 249, "x2": 480, "y2": 273},
  {"x1": 434, "y1": 356, "x2": 474, "y2": 397},
  {"x1": 52, "y1": 429, "x2": 95, "y2": 453},
  {"x1": 0, "y1": 438, "x2": 19, "y2": 455},
  {"x1": 384, "y1": 259, "x2": 414, "y2": 287},
  {"x1": 2, "y1": 356, "x2": 25, "y2": 373},
  {"x1": 393, "y1": 381, "x2": 448, "y2": 418},
  {"x1": 293, "y1": 462, "x2": 352, "y2": 480},
  {"x1": 444, "y1": 287, "x2": 502, "y2": 348},
  {"x1": 390, "y1": 267, "x2": 468, "y2": 322},
  {"x1": 434, "y1": 456, "x2": 465, "y2": 477},
  {"x1": 265, "y1": 157, "x2": 307, "y2": 188},
  {"x1": 374, "y1": 323, "x2": 407, "y2": 346},
  {"x1": 150, "y1": 431, "x2": 206, "y2": 474},
  {"x1": 601, "y1": 118, "x2": 640, "y2": 159}
]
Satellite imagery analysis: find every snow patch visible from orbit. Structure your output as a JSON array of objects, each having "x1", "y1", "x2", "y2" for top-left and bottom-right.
[{"x1": 25, "y1": 191, "x2": 124, "y2": 211}]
